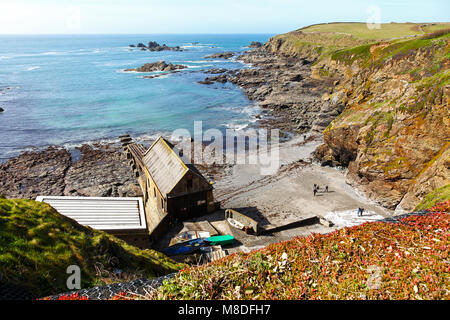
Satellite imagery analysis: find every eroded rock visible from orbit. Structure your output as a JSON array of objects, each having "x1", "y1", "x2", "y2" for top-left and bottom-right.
[
  {"x1": 124, "y1": 61, "x2": 187, "y2": 73},
  {"x1": 0, "y1": 144, "x2": 142, "y2": 199}
]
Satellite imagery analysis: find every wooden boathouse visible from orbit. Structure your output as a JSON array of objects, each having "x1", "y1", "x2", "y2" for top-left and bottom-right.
[{"x1": 120, "y1": 135, "x2": 216, "y2": 239}]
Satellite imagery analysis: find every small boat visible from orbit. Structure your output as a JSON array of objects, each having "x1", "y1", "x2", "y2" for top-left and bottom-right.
[
  {"x1": 225, "y1": 209, "x2": 259, "y2": 234},
  {"x1": 200, "y1": 245, "x2": 222, "y2": 253},
  {"x1": 163, "y1": 238, "x2": 206, "y2": 256},
  {"x1": 169, "y1": 230, "x2": 210, "y2": 246},
  {"x1": 227, "y1": 217, "x2": 245, "y2": 230},
  {"x1": 206, "y1": 235, "x2": 235, "y2": 246}
]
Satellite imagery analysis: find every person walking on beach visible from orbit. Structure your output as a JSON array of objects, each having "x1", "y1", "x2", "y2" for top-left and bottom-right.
[
  {"x1": 313, "y1": 188, "x2": 317, "y2": 197},
  {"x1": 357, "y1": 208, "x2": 365, "y2": 217},
  {"x1": 325, "y1": 185, "x2": 329, "y2": 193}
]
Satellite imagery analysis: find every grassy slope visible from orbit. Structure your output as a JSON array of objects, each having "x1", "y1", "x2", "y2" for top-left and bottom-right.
[
  {"x1": 0, "y1": 198, "x2": 185, "y2": 297},
  {"x1": 149, "y1": 202, "x2": 449, "y2": 300},
  {"x1": 415, "y1": 185, "x2": 450, "y2": 211},
  {"x1": 268, "y1": 22, "x2": 450, "y2": 61},
  {"x1": 300, "y1": 22, "x2": 450, "y2": 40},
  {"x1": 330, "y1": 31, "x2": 450, "y2": 67}
]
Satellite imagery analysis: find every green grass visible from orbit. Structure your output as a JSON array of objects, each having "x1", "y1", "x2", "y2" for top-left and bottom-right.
[
  {"x1": 331, "y1": 43, "x2": 373, "y2": 65},
  {"x1": 422, "y1": 23, "x2": 450, "y2": 33},
  {"x1": 270, "y1": 22, "x2": 449, "y2": 66},
  {"x1": 331, "y1": 32, "x2": 449, "y2": 67},
  {"x1": 0, "y1": 198, "x2": 185, "y2": 297},
  {"x1": 415, "y1": 185, "x2": 450, "y2": 211},
  {"x1": 300, "y1": 22, "x2": 449, "y2": 40}
]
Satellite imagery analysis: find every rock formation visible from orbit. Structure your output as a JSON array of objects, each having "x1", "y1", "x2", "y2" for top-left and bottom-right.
[
  {"x1": 0, "y1": 144, "x2": 142, "y2": 199},
  {"x1": 248, "y1": 41, "x2": 263, "y2": 48},
  {"x1": 197, "y1": 74, "x2": 228, "y2": 85},
  {"x1": 236, "y1": 30, "x2": 449, "y2": 211},
  {"x1": 205, "y1": 68, "x2": 228, "y2": 74},
  {"x1": 130, "y1": 41, "x2": 182, "y2": 52},
  {"x1": 204, "y1": 52, "x2": 235, "y2": 59},
  {"x1": 228, "y1": 49, "x2": 333, "y2": 132},
  {"x1": 284, "y1": 33, "x2": 450, "y2": 211},
  {"x1": 124, "y1": 61, "x2": 187, "y2": 73}
]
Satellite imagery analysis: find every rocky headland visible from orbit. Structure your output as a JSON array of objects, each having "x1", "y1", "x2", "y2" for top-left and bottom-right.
[
  {"x1": 195, "y1": 29, "x2": 449, "y2": 212},
  {"x1": 197, "y1": 47, "x2": 338, "y2": 133},
  {"x1": 262, "y1": 29, "x2": 449, "y2": 211}
]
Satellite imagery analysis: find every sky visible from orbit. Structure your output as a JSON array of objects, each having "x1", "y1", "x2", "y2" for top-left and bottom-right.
[{"x1": 0, "y1": 0, "x2": 449, "y2": 34}]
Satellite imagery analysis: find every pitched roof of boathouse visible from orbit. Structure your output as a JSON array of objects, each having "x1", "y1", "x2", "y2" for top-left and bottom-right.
[
  {"x1": 122, "y1": 136, "x2": 211, "y2": 197},
  {"x1": 143, "y1": 137, "x2": 190, "y2": 195}
]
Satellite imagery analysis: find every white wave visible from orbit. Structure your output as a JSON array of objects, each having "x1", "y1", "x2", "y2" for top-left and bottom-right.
[
  {"x1": 0, "y1": 51, "x2": 66, "y2": 59},
  {"x1": 181, "y1": 60, "x2": 225, "y2": 64},
  {"x1": 240, "y1": 104, "x2": 261, "y2": 116},
  {"x1": 42, "y1": 51, "x2": 61, "y2": 55},
  {"x1": 180, "y1": 43, "x2": 216, "y2": 49},
  {"x1": 26, "y1": 66, "x2": 40, "y2": 71},
  {"x1": 185, "y1": 64, "x2": 212, "y2": 69},
  {"x1": 116, "y1": 69, "x2": 133, "y2": 74},
  {"x1": 224, "y1": 122, "x2": 249, "y2": 131},
  {"x1": 117, "y1": 69, "x2": 148, "y2": 74},
  {"x1": 180, "y1": 45, "x2": 201, "y2": 49},
  {"x1": 141, "y1": 73, "x2": 172, "y2": 79},
  {"x1": 100, "y1": 60, "x2": 136, "y2": 67}
]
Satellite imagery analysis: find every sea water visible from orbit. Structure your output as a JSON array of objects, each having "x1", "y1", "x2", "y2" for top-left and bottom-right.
[{"x1": 0, "y1": 34, "x2": 273, "y2": 161}]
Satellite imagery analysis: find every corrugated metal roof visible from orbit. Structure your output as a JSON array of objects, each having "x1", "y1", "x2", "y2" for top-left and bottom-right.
[
  {"x1": 35, "y1": 196, "x2": 147, "y2": 231},
  {"x1": 142, "y1": 137, "x2": 188, "y2": 196}
]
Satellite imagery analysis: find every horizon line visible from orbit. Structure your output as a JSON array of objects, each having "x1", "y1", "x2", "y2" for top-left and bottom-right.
[
  {"x1": 1, "y1": 21, "x2": 448, "y2": 36},
  {"x1": 0, "y1": 32, "x2": 278, "y2": 36}
]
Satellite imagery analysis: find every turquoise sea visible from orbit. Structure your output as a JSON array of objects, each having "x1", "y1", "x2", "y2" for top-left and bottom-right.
[{"x1": 0, "y1": 34, "x2": 273, "y2": 161}]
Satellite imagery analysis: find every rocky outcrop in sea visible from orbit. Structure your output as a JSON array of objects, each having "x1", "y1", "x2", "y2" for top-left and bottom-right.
[
  {"x1": 129, "y1": 41, "x2": 182, "y2": 52},
  {"x1": 204, "y1": 52, "x2": 235, "y2": 59},
  {"x1": 124, "y1": 61, "x2": 187, "y2": 73},
  {"x1": 248, "y1": 41, "x2": 263, "y2": 48}
]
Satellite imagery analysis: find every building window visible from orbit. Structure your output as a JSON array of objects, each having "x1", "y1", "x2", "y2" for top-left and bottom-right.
[
  {"x1": 160, "y1": 197, "x2": 164, "y2": 209},
  {"x1": 154, "y1": 187, "x2": 156, "y2": 197}
]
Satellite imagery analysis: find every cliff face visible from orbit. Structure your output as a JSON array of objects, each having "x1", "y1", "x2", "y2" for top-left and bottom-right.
[{"x1": 265, "y1": 31, "x2": 450, "y2": 211}]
